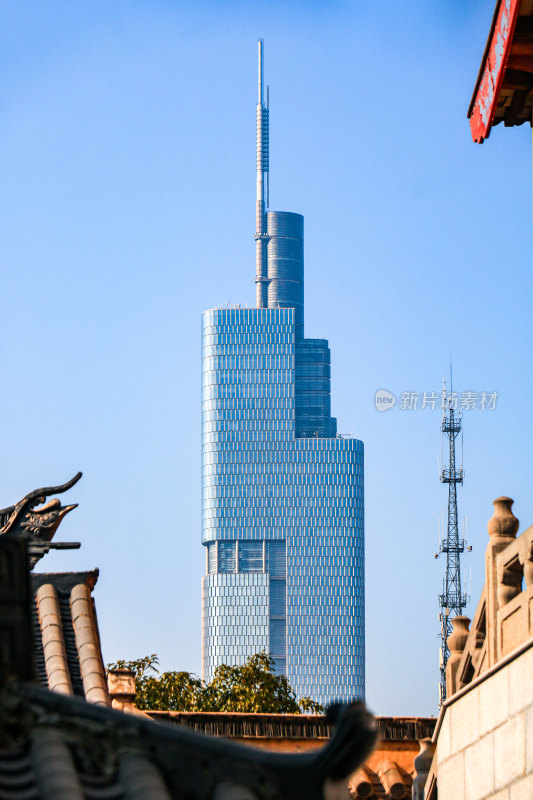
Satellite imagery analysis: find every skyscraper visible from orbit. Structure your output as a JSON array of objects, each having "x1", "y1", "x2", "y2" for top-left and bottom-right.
[{"x1": 201, "y1": 42, "x2": 364, "y2": 706}]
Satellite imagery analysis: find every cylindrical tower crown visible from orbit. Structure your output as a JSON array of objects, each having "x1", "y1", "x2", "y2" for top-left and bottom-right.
[{"x1": 266, "y1": 211, "x2": 304, "y2": 338}]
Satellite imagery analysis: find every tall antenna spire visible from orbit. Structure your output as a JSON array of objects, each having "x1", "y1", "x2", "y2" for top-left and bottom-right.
[
  {"x1": 436, "y1": 379, "x2": 468, "y2": 705},
  {"x1": 255, "y1": 39, "x2": 269, "y2": 307}
]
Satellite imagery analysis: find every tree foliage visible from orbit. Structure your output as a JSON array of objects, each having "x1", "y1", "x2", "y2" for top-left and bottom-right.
[{"x1": 107, "y1": 652, "x2": 323, "y2": 714}]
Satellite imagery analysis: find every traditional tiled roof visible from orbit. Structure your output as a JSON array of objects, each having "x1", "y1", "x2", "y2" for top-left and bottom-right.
[
  {"x1": 143, "y1": 712, "x2": 436, "y2": 798},
  {"x1": 0, "y1": 474, "x2": 109, "y2": 707},
  {"x1": 0, "y1": 684, "x2": 378, "y2": 800},
  {"x1": 0, "y1": 477, "x2": 432, "y2": 800},
  {"x1": 1, "y1": 536, "x2": 380, "y2": 800},
  {"x1": 30, "y1": 570, "x2": 109, "y2": 706}
]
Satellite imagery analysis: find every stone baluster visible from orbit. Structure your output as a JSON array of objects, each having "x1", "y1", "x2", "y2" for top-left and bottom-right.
[
  {"x1": 446, "y1": 616, "x2": 470, "y2": 696},
  {"x1": 497, "y1": 560, "x2": 522, "y2": 607},
  {"x1": 471, "y1": 626, "x2": 485, "y2": 671},
  {"x1": 412, "y1": 738, "x2": 435, "y2": 800},
  {"x1": 485, "y1": 497, "x2": 519, "y2": 667},
  {"x1": 519, "y1": 538, "x2": 533, "y2": 588}
]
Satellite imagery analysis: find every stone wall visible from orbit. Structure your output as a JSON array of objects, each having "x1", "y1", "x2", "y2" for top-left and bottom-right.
[{"x1": 432, "y1": 641, "x2": 533, "y2": 800}]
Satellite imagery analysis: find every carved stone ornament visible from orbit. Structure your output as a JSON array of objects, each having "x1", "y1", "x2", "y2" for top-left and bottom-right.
[
  {"x1": 487, "y1": 497, "x2": 519, "y2": 540},
  {"x1": 0, "y1": 473, "x2": 82, "y2": 568}
]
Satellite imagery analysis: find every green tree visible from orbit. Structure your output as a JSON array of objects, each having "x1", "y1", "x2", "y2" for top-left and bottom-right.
[
  {"x1": 298, "y1": 695, "x2": 325, "y2": 714},
  {"x1": 203, "y1": 652, "x2": 300, "y2": 713},
  {"x1": 107, "y1": 652, "x2": 323, "y2": 714},
  {"x1": 106, "y1": 653, "x2": 204, "y2": 711}
]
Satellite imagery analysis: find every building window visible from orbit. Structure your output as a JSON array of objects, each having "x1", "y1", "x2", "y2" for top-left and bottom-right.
[
  {"x1": 269, "y1": 579, "x2": 286, "y2": 616},
  {"x1": 266, "y1": 541, "x2": 286, "y2": 576},
  {"x1": 271, "y1": 657, "x2": 286, "y2": 676},
  {"x1": 218, "y1": 541, "x2": 236, "y2": 573},
  {"x1": 238, "y1": 541, "x2": 264, "y2": 573},
  {"x1": 207, "y1": 542, "x2": 217, "y2": 574},
  {"x1": 270, "y1": 618, "x2": 286, "y2": 657}
]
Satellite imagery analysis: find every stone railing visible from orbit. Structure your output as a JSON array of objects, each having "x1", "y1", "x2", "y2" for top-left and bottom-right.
[{"x1": 446, "y1": 497, "x2": 533, "y2": 696}]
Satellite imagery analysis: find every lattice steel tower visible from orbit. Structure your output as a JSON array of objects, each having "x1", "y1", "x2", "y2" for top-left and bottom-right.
[{"x1": 437, "y1": 381, "x2": 467, "y2": 705}]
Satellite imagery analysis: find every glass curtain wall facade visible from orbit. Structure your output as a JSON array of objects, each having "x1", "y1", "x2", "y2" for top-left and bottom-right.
[{"x1": 201, "y1": 307, "x2": 364, "y2": 705}]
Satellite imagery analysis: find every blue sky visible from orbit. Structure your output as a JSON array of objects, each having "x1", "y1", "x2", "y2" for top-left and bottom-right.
[{"x1": 1, "y1": 0, "x2": 531, "y2": 716}]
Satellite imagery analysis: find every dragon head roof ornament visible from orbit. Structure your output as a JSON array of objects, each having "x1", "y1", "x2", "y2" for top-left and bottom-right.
[{"x1": 0, "y1": 472, "x2": 82, "y2": 568}]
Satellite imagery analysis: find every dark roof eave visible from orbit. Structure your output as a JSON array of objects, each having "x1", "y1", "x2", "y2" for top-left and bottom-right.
[{"x1": 31, "y1": 569, "x2": 99, "y2": 593}]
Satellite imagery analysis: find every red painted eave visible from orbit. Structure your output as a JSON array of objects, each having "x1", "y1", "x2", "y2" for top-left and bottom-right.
[{"x1": 467, "y1": 0, "x2": 532, "y2": 143}]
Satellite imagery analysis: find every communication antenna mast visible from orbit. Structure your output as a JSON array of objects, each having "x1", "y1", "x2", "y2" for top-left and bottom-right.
[
  {"x1": 255, "y1": 39, "x2": 270, "y2": 308},
  {"x1": 436, "y1": 377, "x2": 468, "y2": 705}
]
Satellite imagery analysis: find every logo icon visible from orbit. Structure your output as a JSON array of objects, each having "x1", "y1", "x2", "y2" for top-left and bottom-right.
[{"x1": 375, "y1": 389, "x2": 396, "y2": 412}]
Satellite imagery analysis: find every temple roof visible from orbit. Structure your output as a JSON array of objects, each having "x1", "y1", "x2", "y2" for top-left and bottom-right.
[
  {"x1": 30, "y1": 569, "x2": 109, "y2": 705},
  {"x1": 144, "y1": 712, "x2": 436, "y2": 798},
  {"x1": 147, "y1": 711, "x2": 435, "y2": 742},
  {"x1": 469, "y1": 0, "x2": 533, "y2": 141},
  {"x1": 0, "y1": 681, "x2": 378, "y2": 800}
]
